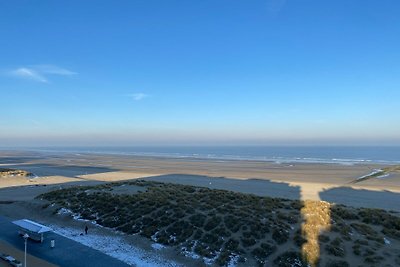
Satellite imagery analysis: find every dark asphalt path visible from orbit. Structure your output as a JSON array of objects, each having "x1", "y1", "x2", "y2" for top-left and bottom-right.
[{"x1": 0, "y1": 215, "x2": 130, "y2": 267}]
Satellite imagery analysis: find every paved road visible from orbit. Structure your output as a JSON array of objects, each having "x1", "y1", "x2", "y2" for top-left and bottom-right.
[{"x1": 0, "y1": 215, "x2": 130, "y2": 267}]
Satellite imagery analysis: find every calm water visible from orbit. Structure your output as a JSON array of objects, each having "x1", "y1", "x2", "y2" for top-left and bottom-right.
[{"x1": 16, "y1": 146, "x2": 400, "y2": 165}]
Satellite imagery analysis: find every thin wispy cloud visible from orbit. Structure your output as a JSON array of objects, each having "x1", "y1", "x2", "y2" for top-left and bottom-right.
[
  {"x1": 8, "y1": 64, "x2": 77, "y2": 83},
  {"x1": 10, "y1": 67, "x2": 48, "y2": 83},
  {"x1": 34, "y1": 64, "x2": 77, "y2": 75},
  {"x1": 129, "y1": 93, "x2": 149, "y2": 101}
]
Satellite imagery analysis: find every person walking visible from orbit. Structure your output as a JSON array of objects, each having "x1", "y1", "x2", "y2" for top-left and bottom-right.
[{"x1": 85, "y1": 225, "x2": 88, "y2": 235}]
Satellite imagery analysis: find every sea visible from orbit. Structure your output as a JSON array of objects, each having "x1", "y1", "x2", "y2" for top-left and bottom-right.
[{"x1": 12, "y1": 146, "x2": 400, "y2": 165}]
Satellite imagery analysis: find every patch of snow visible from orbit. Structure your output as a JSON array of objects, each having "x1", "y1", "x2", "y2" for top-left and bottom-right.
[
  {"x1": 181, "y1": 250, "x2": 200, "y2": 260},
  {"x1": 377, "y1": 174, "x2": 390, "y2": 179},
  {"x1": 169, "y1": 235, "x2": 177, "y2": 242},
  {"x1": 203, "y1": 248, "x2": 221, "y2": 265},
  {"x1": 58, "y1": 208, "x2": 99, "y2": 225},
  {"x1": 49, "y1": 224, "x2": 182, "y2": 267},
  {"x1": 203, "y1": 257, "x2": 213, "y2": 265},
  {"x1": 57, "y1": 208, "x2": 73, "y2": 215},
  {"x1": 357, "y1": 169, "x2": 383, "y2": 180},
  {"x1": 151, "y1": 231, "x2": 159, "y2": 242},
  {"x1": 180, "y1": 241, "x2": 201, "y2": 260},
  {"x1": 227, "y1": 254, "x2": 240, "y2": 267}
]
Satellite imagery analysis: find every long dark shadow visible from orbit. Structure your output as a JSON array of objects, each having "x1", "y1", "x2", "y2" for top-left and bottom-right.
[
  {"x1": 318, "y1": 187, "x2": 400, "y2": 266},
  {"x1": 320, "y1": 186, "x2": 400, "y2": 212}
]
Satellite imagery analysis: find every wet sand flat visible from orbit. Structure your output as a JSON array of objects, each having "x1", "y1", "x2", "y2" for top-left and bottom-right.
[{"x1": 0, "y1": 151, "x2": 399, "y2": 210}]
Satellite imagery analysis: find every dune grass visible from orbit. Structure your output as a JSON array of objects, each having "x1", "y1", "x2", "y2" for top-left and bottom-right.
[{"x1": 38, "y1": 180, "x2": 400, "y2": 266}]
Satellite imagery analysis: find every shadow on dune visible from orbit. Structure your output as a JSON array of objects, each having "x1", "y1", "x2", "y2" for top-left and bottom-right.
[
  {"x1": 4, "y1": 173, "x2": 358, "y2": 266},
  {"x1": 0, "y1": 180, "x2": 106, "y2": 202},
  {"x1": 317, "y1": 187, "x2": 400, "y2": 267},
  {"x1": 140, "y1": 173, "x2": 302, "y2": 200},
  {"x1": 319, "y1": 186, "x2": 400, "y2": 212},
  {"x1": 2, "y1": 170, "x2": 399, "y2": 265},
  {"x1": 0, "y1": 173, "x2": 310, "y2": 266},
  {"x1": 139, "y1": 174, "x2": 318, "y2": 266}
]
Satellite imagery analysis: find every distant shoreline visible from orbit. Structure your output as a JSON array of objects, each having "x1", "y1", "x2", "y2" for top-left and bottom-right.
[{"x1": 1, "y1": 146, "x2": 400, "y2": 165}]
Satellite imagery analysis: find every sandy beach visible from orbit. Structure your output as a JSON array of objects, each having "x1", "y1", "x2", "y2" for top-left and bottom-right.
[
  {"x1": 0, "y1": 150, "x2": 399, "y2": 211},
  {"x1": 1, "y1": 150, "x2": 400, "y2": 266}
]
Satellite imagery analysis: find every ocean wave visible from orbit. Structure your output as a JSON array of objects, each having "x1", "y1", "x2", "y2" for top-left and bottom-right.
[{"x1": 22, "y1": 147, "x2": 400, "y2": 166}]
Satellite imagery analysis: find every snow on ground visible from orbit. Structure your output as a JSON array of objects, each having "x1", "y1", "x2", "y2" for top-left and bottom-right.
[
  {"x1": 377, "y1": 174, "x2": 390, "y2": 179},
  {"x1": 356, "y1": 169, "x2": 383, "y2": 180},
  {"x1": 48, "y1": 224, "x2": 182, "y2": 267},
  {"x1": 52, "y1": 209, "x2": 235, "y2": 266}
]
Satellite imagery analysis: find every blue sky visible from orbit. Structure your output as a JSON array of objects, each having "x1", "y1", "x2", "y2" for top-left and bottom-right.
[{"x1": 1, "y1": 0, "x2": 400, "y2": 146}]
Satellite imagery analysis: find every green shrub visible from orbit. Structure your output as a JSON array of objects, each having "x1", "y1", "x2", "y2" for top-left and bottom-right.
[
  {"x1": 272, "y1": 228, "x2": 289, "y2": 244},
  {"x1": 293, "y1": 229, "x2": 306, "y2": 247},
  {"x1": 362, "y1": 248, "x2": 375, "y2": 257},
  {"x1": 224, "y1": 215, "x2": 241, "y2": 233},
  {"x1": 155, "y1": 230, "x2": 169, "y2": 245},
  {"x1": 211, "y1": 227, "x2": 230, "y2": 238},
  {"x1": 252, "y1": 242, "x2": 277, "y2": 264},
  {"x1": 241, "y1": 238, "x2": 256, "y2": 247},
  {"x1": 193, "y1": 229, "x2": 203, "y2": 239},
  {"x1": 382, "y1": 226, "x2": 400, "y2": 240},
  {"x1": 339, "y1": 225, "x2": 352, "y2": 240},
  {"x1": 273, "y1": 251, "x2": 306, "y2": 267},
  {"x1": 189, "y1": 214, "x2": 206, "y2": 227},
  {"x1": 194, "y1": 243, "x2": 212, "y2": 258},
  {"x1": 331, "y1": 205, "x2": 359, "y2": 220},
  {"x1": 215, "y1": 250, "x2": 231, "y2": 266},
  {"x1": 325, "y1": 237, "x2": 345, "y2": 257},
  {"x1": 325, "y1": 259, "x2": 350, "y2": 267},
  {"x1": 352, "y1": 244, "x2": 361, "y2": 255},
  {"x1": 351, "y1": 223, "x2": 384, "y2": 244},
  {"x1": 364, "y1": 255, "x2": 384, "y2": 264},
  {"x1": 318, "y1": 234, "x2": 330, "y2": 243},
  {"x1": 201, "y1": 232, "x2": 219, "y2": 245},
  {"x1": 224, "y1": 238, "x2": 239, "y2": 251},
  {"x1": 204, "y1": 216, "x2": 222, "y2": 231}
]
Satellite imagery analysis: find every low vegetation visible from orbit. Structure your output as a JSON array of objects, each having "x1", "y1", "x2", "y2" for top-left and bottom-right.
[
  {"x1": 38, "y1": 180, "x2": 400, "y2": 266},
  {"x1": 0, "y1": 168, "x2": 33, "y2": 177}
]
